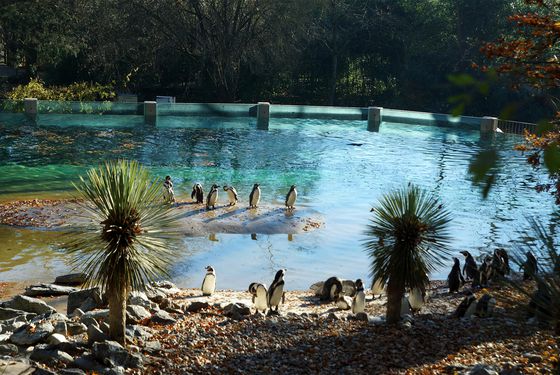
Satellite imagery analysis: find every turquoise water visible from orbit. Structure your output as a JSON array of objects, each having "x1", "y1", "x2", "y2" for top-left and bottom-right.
[{"x1": 0, "y1": 114, "x2": 555, "y2": 289}]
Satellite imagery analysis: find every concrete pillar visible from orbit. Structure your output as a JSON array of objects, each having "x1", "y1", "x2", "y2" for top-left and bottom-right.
[
  {"x1": 480, "y1": 116, "x2": 498, "y2": 133},
  {"x1": 256, "y1": 102, "x2": 270, "y2": 130},
  {"x1": 144, "y1": 101, "x2": 157, "y2": 125},
  {"x1": 24, "y1": 98, "x2": 38, "y2": 120},
  {"x1": 367, "y1": 106, "x2": 382, "y2": 132}
]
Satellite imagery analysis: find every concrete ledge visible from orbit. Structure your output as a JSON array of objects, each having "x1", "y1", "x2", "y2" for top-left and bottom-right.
[
  {"x1": 270, "y1": 104, "x2": 366, "y2": 120},
  {"x1": 158, "y1": 103, "x2": 254, "y2": 117},
  {"x1": 382, "y1": 108, "x2": 481, "y2": 129}
]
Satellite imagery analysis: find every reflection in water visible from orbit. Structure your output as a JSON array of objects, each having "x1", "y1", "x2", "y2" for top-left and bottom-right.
[{"x1": 0, "y1": 115, "x2": 557, "y2": 289}]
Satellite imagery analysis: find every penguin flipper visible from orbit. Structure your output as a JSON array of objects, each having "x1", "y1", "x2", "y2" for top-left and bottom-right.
[{"x1": 282, "y1": 292, "x2": 286, "y2": 305}]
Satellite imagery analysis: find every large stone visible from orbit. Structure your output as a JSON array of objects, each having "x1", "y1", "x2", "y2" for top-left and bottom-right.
[
  {"x1": 55, "y1": 341, "x2": 87, "y2": 356},
  {"x1": 80, "y1": 316, "x2": 99, "y2": 329},
  {"x1": 87, "y1": 324, "x2": 108, "y2": 345},
  {"x1": 9, "y1": 321, "x2": 54, "y2": 345},
  {"x1": 184, "y1": 301, "x2": 210, "y2": 313},
  {"x1": 67, "y1": 288, "x2": 103, "y2": 315},
  {"x1": 54, "y1": 321, "x2": 67, "y2": 335},
  {"x1": 223, "y1": 303, "x2": 251, "y2": 320},
  {"x1": 0, "y1": 307, "x2": 31, "y2": 321},
  {"x1": 143, "y1": 340, "x2": 161, "y2": 354},
  {"x1": 72, "y1": 354, "x2": 106, "y2": 373},
  {"x1": 47, "y1": 333, "x2": 67, "y2": 345},
  {"x1": 81, "y1": 309, "x2": 109, "y2": 321},
  {"x1": 67, "y1": 322, "x2": 87, "y2": 336},
  {"x1": 60, "y1": 369, "x2": 87, "y2": 375},
  {"x1": 128, "y1": 292, "x2": 155, "y2": 310},
  {"x1": 126, "y1": 305, "x2": 151, "y2": 324},
  {"x1": 34, "y1": 368, "x2": 57, "y2": 375},
  {"x1": 2, "y1": 295, "x2": 56, "y2": 315},
  {"x1": 54, "y1": 273, "x2": 87, "y2": 286},
  {"x1": 0, "y1": 343, "x2": 18, "y2": 356},
  {"x1": 467, "y1": 364, "x2": 499, "y2": 375},
  {"x1": 0, "y1": 359, "x2": 34, "y2": 375},
  {"x1": 31, "y1": 312, "x2": 68, "y2": 324},
  {"x1": 30, "y1": 344, "x2": 73, "y2": 366},
  {"x1": 92, "y1": 341, "x2": 143, "y2": 369},
  {"x1": 126, "y1": 325, "x2": 153, "y2": 341},
  {"x1": 24, "y1": 283, "x2": 78, "y2": 297},
  {"x1": 150, "y1": 310, "x2": 176, "y2": 325},
  {"x1": 144, "y1": 288, "x2": 167, "y2": 303},
  {"x1": 151, "y1": 281, "x2": 180, "y2": 295}
]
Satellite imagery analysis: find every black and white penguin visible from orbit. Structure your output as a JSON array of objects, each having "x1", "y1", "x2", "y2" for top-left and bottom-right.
[
  {"x1": 351, "y1": 279, "x2": 365, "y2": 314},
  {"x1": 248, "y1": 282, "x2": 268, "y2": 314},
  {"x1": 267, "y1": 269, "x2": 286, "y2": 312},
  {"x1": 454, "y1": 291, "x2": 478, "y2": 318},
  {"x1": 522, "y1": 251, "x2": 538, "y2": 280},
  {"x1": 475, "y1": 293, "x2": 496, "y2": 318},
  {"x1": 249, "y1": 183, "x2": 261, "y2": 209},
  {"x1": 191, "y1": 183, "x2": 204, "y2": 204},
  {"x1": 223, "y1": 185, "x2": 239, "y2": 206},
  {"x1": 460, "y1": 251, "x2": 478, "y2": 281},
  {"x1": 478, "y1": 256, "x2": 494, "y2": 286},
  {"x1": 201, "y1": 266, "x2": 216, "y2": 296},
  {"x1": 320, "y1": 276, "x2": 343, "y2": 302},
  {"x1": 285, "y1": 185, "x2": 297, "y2": 210},
  {"x1": 163, "y1": 176, "x2": 176, "y2": 203},
  {"x1": 206, "y1": 184, "x2": 219, "y2": 210},
  {"x1": 495, "y1": 248, "x2": 510, "y2": 276},
  {"x1": 408, "y1": 286, "x2": 427, "y2": 312},
  {"x1": 447, "y1": 257, "x2": 464, "y2": 293}
]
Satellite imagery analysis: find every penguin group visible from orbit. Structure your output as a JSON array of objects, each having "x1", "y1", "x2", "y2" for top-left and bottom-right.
[
  {"x1": 312, "y1": 276, "x2": 369, "y2": 314},
  {"x1": 247, "y1": 269, "x2": 287, "y2": 315},
  {"x1": 162, "y1": 177, "x2": 298, "y2": 211},
  {"x1": 453, "y1": 290, "x2": 496, "y2": 319}
]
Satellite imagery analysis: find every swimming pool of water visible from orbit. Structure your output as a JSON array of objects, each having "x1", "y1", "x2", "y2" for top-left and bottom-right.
[{"x1": 0, "y1": 114, "x2": 554, "y2": 290}]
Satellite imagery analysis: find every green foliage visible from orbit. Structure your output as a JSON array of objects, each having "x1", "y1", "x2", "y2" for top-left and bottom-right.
[
  {"x1": 364, "y1": 185, "x2": 452, "y2": 322},
  {"x1": 6, "y1": 79, "x2": 115, "y2": 102}
]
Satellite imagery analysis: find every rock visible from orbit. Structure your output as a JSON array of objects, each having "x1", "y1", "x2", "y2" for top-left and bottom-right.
[
  {"x1": 34, "y1": 368, "x2": 58, "y2": 375},
  {"x1": 81, "y1": 309, "x2": 109, "y2": 321},
  {"x1": 143, "y1": 340, "x2": 161, "y2": 354},
  {"x1": 144, "y1": 287, "x2": 167, "y2": 303},
  {"x1": 67, "y1": 322, "x2": 87, "y2": 336},
  {"x1": 128, "y1": 292, "x2": 155, "y2": 310},
  {"x1": 355, "y1": 312, "x2": 368, "y2": 322},
  {"x1": 336, "y1": 296, "x2": 352, "y2": 310},
  {"x1": 24, "y1": 283, "x2": 78, "y2": 297},
  {"x1": 72, "y1": 354, "x2": 106, "y2": 373},
  {"x1": 30, "y1": 344, "x2": 73, "y2": 366},
  {"x1": 67, "y1": 288, "x2": 103, "y2": 315},
  {"x1": 0, "y1": 343, "x2": 18, "y2": 356},
  {"x1": 72, "y1": 308, "x2": 84, "y2": 318},
  {"x1": 467, "y1": 364, "x2": 499, "y2": 375},
  {"x1": 1, "y1": 295, "x2": 56, "y2": 315},
  {"x1": 0, "y1": 333, "x2": 11, "y2": 343},
  {"x1": 87, "y1": 324, "x2": 108, "y2": 345},
  {"x1": 184, "y1": 301, "x2": 210, "y2": 313},
  {"x1": 523, "y1": 353, "x2": 542, "y2": 363},
  {"x1": 92, "y1": 340, "x2": 143, "y2": 369},
  {"x1": 55, "y1": 341, "x2": 87, "y2": 356},
  {"x1": 104, "y1": 367, "x2": 126, "y2": 375},
  {"x1": 151, "y1": 281, "x2": 181, "y2": 296},
  {"x1": 223, "y1": 303, "x2": 251, "y2": 320},
  {"x1": 5, "y1": 321, "x2": 26, "y2": 332},
  {"x1": 150, "y1": 310, "x2": 176, "y2": 325},
  {"x1": 126, "y1": 305, "x2": 151, "y2": 324},
  {"x1": 30, "y1": 312, "x2": 68, "y2": 325},
  {"x1": 54, "y1": 321, "x2": 67, "y2": 335},
  {"x1": 0, "y1": 359, "x2": 34, "y2": 375},
  {"x1": 54, "y1": 273, "x2": 87, "y2": 286},
  {"x1": 99, "y1": 322, "x2": 110, "y2": 335},
  {"x1": 126, "y1": 325, "x2": 153, "y2": 341},
  {"x1": 47, "y1": 333, "x2": 67, "y2": 344},
  {"x1": 367, "y1": 316, "x2": 386, "y2": 326},
  {"x1": 60, "y1": 369, "x2": 87, "y2": 375},
  {"x1": 9, "y1": 321, "x2": 54, "y2": 345},
  {"x1": 0, "y1": 307, "x2": 31, "y2": 321},
  {"x1": 80, "y1": 316, "x2": 99, "y2": 328},
  {"x1": 326, "y1": 312, "x2": 339, "y2": 321}
]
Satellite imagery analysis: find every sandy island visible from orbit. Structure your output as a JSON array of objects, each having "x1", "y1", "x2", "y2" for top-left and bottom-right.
[{"x1": 0, "y1": 199, "x2": 323, "y2": 235}]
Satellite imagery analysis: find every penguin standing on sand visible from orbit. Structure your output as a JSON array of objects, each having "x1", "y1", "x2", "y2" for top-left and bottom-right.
[
  {"x1": 191, "y1": 183, "x2": 204, "y2": 204},
  {"x1": 448, "y1": 257, "x2": 465, "y2": 293},
  {"x1": 249, "y1": 183, "x2": 261, "y2": 209},
  {"x1": 267, "y1": 269, "x2": 286, "y2": 313},
  {"x1": 285, "y1": 185, "x2": 297, "y2": 210},
  {"x1": 201, "y1": 266, "x2": 216, "y2": 296},
  {"x1": 351, "y1": 279, "x2": 365, "y2": 314},
  {"x1": 320, "y1": 276, "x2": 343, "y2": 302},
  {"x1": 206, "y1": 184, "x2": 219, "y2": 210},
  {"x1": 248, "y1": 282, "x2": 268, "y2": 314},
  {"x1": 460, "y1": 251, "x2": 478, "y2": 281},
  {"x1": 475, "y1": 293, "x2": 496, "y2": 317},
  {"x1": 162, "y1": 176, "x2": 176, "y2": 203},
  {"x1": 522, "y1": 251, "x2": 538, "y2": 280},
  {"x1": 223, "y1": 186, "x2": 239, "y2": 206}
]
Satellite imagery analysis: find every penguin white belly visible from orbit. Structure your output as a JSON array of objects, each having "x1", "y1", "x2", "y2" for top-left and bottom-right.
[
  {"x1": 408, "y1": 288, "x2": 424, "y2": 310},
  {"x1": 202, "y1": 274, "x2": 216, "y2": 295},
  {"x1": 286, "y1": 191, "x2": 297, "y2": 207},
  {"x1": 268, "y1": 283, "x2": 284, "y2": 307},
  {"x1": 329, "y1": 284, "x2": 338, "y2": 300},
  {"x1": 227, "y1": 190, "x2": 236, "y2": 204},
  {"x1": 352, "y1": 291, "x2": 365, "y2": 314},
  {"x1": 254, "y1": 287, "x2": 268, "y2": 312},
  {"x1": 371, "y1": 279, "x2": 385, "y2": 296},
  {"x1": 464, "y1": 300, "x2": 477, "y2": 318},
  {"x1": 250, "y1": 189, "x2": 260, "y2": 207},
  {"x1": 208, "y1": 191, "x2": 218, "y2": 207}
]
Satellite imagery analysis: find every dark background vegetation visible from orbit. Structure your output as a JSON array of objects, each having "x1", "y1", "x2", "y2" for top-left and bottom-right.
[{"x1": 0, "y1": 0, "x2": 555, "y2": 122}]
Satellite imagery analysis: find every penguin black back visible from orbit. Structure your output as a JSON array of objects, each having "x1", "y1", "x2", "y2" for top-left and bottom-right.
[
  {"x1": 447, "y1": 257, "x2": 464, "y2": 293},
  {"x1": 321, "y1": 276, "x2": 343, "y2": 302},
  {"x1": 460, "y1": 250, "x2": 478, "y2": 281}
]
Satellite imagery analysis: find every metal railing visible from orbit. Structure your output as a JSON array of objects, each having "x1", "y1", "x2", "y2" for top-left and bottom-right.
[{"x1": 497, "y1": 119, "x2": 536, "y2": 135}]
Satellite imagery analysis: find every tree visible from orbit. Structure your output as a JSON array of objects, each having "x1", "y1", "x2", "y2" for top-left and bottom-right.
[
  {"x1": 67, "y1": 160, "x2": 179, "y2": 345},
  {"x1": 364, "y1": 185, "x2": 452, "y2": 324}
]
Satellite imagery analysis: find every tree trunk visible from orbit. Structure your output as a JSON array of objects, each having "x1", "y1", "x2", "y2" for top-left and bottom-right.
[
  {"x1": 386, "y1": 276, "x2": 404, "y2": 324},
  {"x1": 108, "y1": 285, "x2": 127, "y2": 346},
  {"x1": 328, "y1": 53, "x2": 338, "y2": 106}
]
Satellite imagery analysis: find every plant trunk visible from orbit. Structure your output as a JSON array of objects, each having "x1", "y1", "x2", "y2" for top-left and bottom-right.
[
  {"x1": 386, "y1": 276, "x2": 404, "y2": 324},
  {"x1": 108, "y1": 285, "x2": 127, "y2": 346}
]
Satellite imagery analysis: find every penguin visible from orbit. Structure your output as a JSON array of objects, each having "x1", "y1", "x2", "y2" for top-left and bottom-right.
[
  {"x1": 475, "y1": 293, "x2": 496, "y2": 318},
  {"x1": 285, "y1": 185, "x2": 297, "y2": 210},
  {"x1": 400, "y1": 295, "x2": 411, "y2": 317},
  {"x1": 371, "y1": 278, "x2": 385, "y2": 299},
  {"x1": 223, "y1": 185, "x2": 239, "y2": 206},
  {"x1": 459, "y1": 250, "x2": 478, "y2": 281},
  {"x1": 408, "y1": 287, "x2": 427, "y2": 312},
  {"x1": 249, "y1": 183, "x2": 261, "y2": 209},
  {"x1": 492, "y1": 249, "x2": 508, "y2": 278},
  {"x1": 522, "y1": 251, "x2": 538, "y2": 280},
  {"x1": 336, "y1": 295, "x2": 352, "y2": 310},
  {"x1": 248, "y1": 282, "x2": 268, "y2": 314},
  {"x1": 191, "y1": 183, "x2": 204, "y2": 204},
  {"x1": 320, "y1": 276, "x2": 343, "y2": 302},
  {"x1": 162, "y1": 176, "x2": 175, "y2": 203},
  {"x1": 447, "y1": 257, "x2": 464, "y2": 293},
  {"x1": 351, "y1": 279, "x2": 365, "y2": 314},
  {"x1": 454, "y1": 291, "x2": 477, "y2": 318},
  {"x1": 495, "y1": 248, "x2": 510, "y2": 275},
  {"x1": 206, "y1": 184, "x2": 219, "y2": 210},
  {"x1": 478, "y1": 256, "x2": 494, "y2": 286},
  {"x1": 267, "y1": 269, "x2": 286, "y2": 313},
  {"x1": 201, "y1": 266, "x2": 216, "y2": 296}
]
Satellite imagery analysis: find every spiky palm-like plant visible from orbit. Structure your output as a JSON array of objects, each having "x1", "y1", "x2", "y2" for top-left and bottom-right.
[
  {"x1": 67, "y1": 160, "x2": 179, "y2": 345},
  {"x1": 365, "y1": 185, "x2": 452, "y2": 324}
]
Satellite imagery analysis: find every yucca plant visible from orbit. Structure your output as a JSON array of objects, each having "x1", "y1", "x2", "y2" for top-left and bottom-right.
[
  {"x1": 66, "y1": 160, "x2": 180, "y2": 345},
  {"x1": 365, "y1": 185, "x2": 452, "y2": 324}
]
